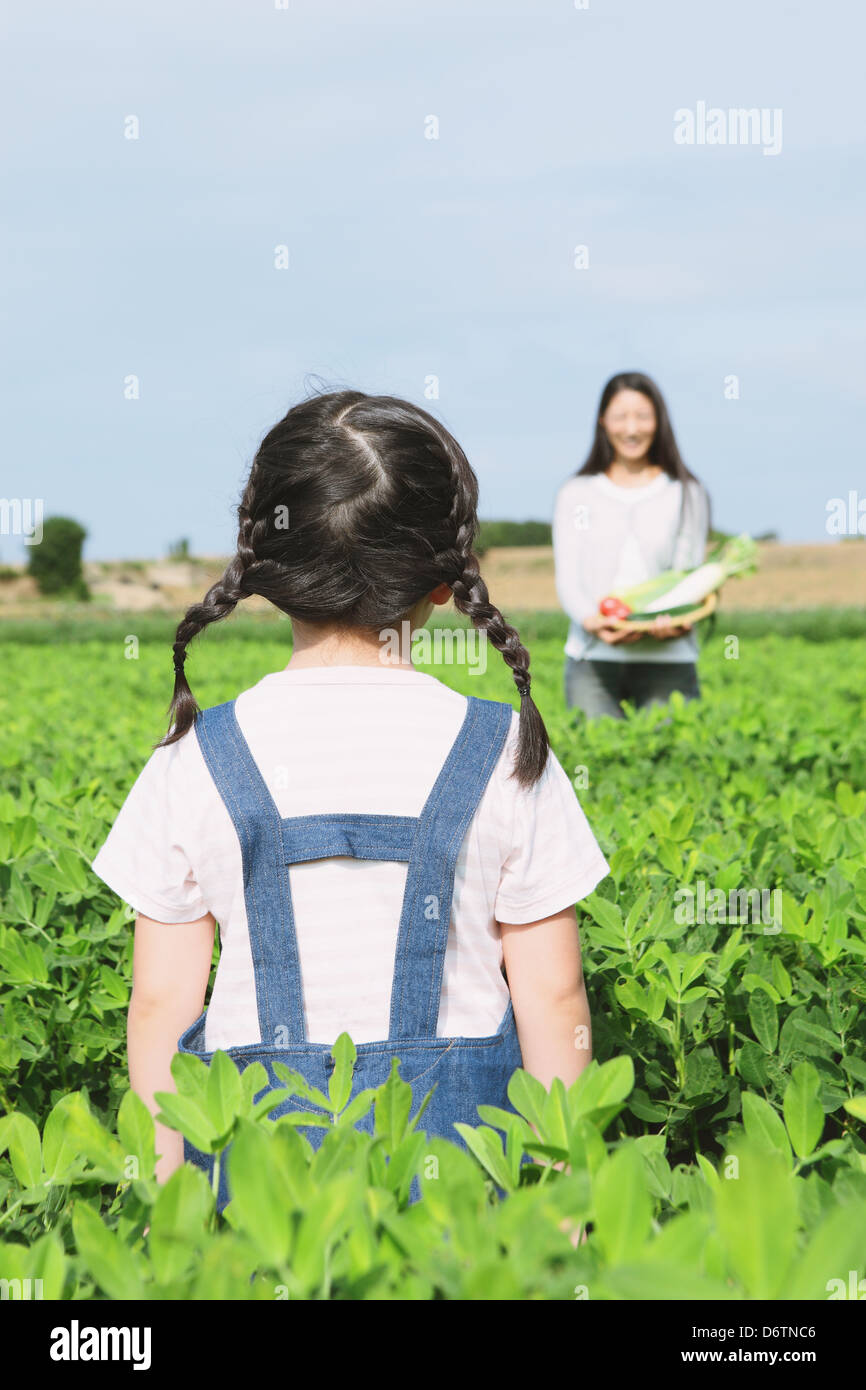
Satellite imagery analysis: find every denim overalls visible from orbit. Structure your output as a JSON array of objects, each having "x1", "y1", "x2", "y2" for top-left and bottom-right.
[{"x1": 177, "y1": 693, "x2": 525, "y2": 1211}]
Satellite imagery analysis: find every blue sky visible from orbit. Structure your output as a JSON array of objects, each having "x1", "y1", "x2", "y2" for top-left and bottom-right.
[{"x1": 3, "y1": 0, "x2": 864, "y2": 562}]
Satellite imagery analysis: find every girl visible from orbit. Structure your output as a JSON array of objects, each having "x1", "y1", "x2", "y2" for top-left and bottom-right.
[
  {"x1": 91, "y1": 390, "x2": 609, "y2": 1210},
  {"x1": 553, "y1": 371, "x2": 711, "y2": 720}
]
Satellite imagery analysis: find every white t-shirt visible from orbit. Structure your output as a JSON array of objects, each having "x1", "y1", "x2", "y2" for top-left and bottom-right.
[
  {"x1": 553, "y1": 472, "x2": 710, "y2": 663},
  {"x1": 91, "y1": 664, "x2": 609, "y2": 1047}
]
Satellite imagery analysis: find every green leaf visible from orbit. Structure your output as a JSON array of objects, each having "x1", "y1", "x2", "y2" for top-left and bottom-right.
[
  {"x1": 714, "y1": 1141, "x2": 798, "y2": 1298},
  {"x1": 170, "y1": 1050, "x2": 212, "y2": 1104},
  {"x1": 783, "y1": 1062, "x2": 825, "y2": 1157},
  {"x1": 7, "y1": 868, "x2": 34, "y2": 923},
  {"x1": 0, "y1": 1112, "x2": 42, "y2": 1188},
  {"x1": 148, "y1": 1163, "x2": 214, "y2": 1284},
  {"x1": 656, "y1": 839, "x2": 684, "y2": 876},
  {"x1": 225, "y1": 1118, "x2": 293, "y2": 1267},
  {"x1": 748, "y1": 990, "x2": 778, "y2": 1052},
  {"x1": 785, "y1": 1202, "x2": 866, "y2": 1300},
  {"x1": 28, "y1": 1231, "x2": 68, "y2": 1299},
  {"x1": 291, "y1": 1174, "x2": 361, "y2": 1295},
  {"x1": 599, "y1": 1261, "x2": 736, "y2": 1301},
  {"x1": 670, "y1": 804, "x2": 696, "y2": 840},
  {"x1": 695, "y1": 1153, "x2": 720, "y2": 1193},
  {"x1": 592, "y1": 1143, "x2": 652, "y2": 1264},
  {"x1": 72, "y1": 1202, "x2": 146, "y2": 1300},
  {"x1": 742, "y1": 972, "x2": 782, "y2": 1003},
  {"x1": 836, "y1": 780, "x2": 866, "y2": 818},
  {"x1": 541, "y1": 1078, "x2": 570, "y2": 1149},
  {"x1": 374, "y1": 1057, "x2": 414, "y2": 1151},
  {"x1": 239, "y1": 1060, "x2": 269, "y2": 1108},
  {"x1": 680, "y1": 952, "x2": 712, "y2": 990},
  {"x1": 116, "y1": 1089, "x2": 156, "y2": 1180},
  {"x1": 741, "y1": 1092, "x2": 791, "y2": 1162},
  {"x1": 506, "y1": 1068, "x2": 549, "y2": 1132},
  {"x1": 570, "y1": 1054, "x2": 635, "y2": 1126},
  {"x1": 771, "y1": 955, "x2": 793, "y2": 1000},
  {"x1": 55, "y1": 847, "x2": 89, "y2": 895},
  {"x1": 42, "y1": 1094, "x2": 86, "y2": 1180},
  {"x1": 381, "y1": 1130, "x2": 427, "y2": 1202},
  {"x1": 328, "y1": 1032, "x2": 356, "y2": 1114},
  {"x1": 205, "y1": 1049, "x2": 243, "y2": 1138},
  {"x1": 453, "y1": 1123, "x2": 514, "y2": 1192},
  {"x1": 567, "y1": 1117, "x2": 608, "y2": 1179},
  {"x1": 737, "y1": 1040, "x2": 770, "y2": 1086},
  {"x1": 271, "y1": 1061, "x2": 331, "y2": 1110},
  {"x1": 153, "y1": 1091, "x2": 218, "y2": 1154},
  {"x1": 683, "y1": 1047, "x2": 723, "y2": 1100},
  {"x1": 843, "y1": 1095, "x2": 866, "y2": 1123},
  {"x1": 582, "y1": 892, "x2": 624, "y2": 937},
  {"x1": 335, "y1": 1086, "x2": 377, "y2": 1129},
  {"x1": 791, "y1": 1017, "x2": 841, "y2": 1055}
]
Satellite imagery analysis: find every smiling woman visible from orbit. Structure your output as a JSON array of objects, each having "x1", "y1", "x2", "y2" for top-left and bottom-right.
[{"x1": 553, "y1": 371, "x2": 711, "y2": 720}]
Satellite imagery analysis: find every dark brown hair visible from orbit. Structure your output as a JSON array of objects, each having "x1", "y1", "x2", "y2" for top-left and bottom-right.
[{"x1": 157, "y1": 390, "x2": 550, "y2": 786}]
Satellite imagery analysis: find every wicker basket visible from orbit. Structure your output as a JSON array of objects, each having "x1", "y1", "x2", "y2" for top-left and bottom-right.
[{"x1": 604, "y1": 589, "x2": 718, "y2": 632}]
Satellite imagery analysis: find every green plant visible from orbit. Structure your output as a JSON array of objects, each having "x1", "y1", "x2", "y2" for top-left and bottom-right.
[
  {"x1": 26, "y1": 517, "x2": 89, "y2": 599},
  {"x1": 475, "y1": 520, "x2": 552, "y2": 555},
  {"x1": 0, "y1": 617, "x2": 864, "y2": 1297},
  {"x1": 0, "y1": 1047, "x2": 863, "y2": 1299}
]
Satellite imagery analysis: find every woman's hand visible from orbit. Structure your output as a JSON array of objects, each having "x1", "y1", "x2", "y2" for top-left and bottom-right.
[
  {"x1": 582, "y1": 612, "x2": 643, "y2": 645},
  {"x1": 646, "y1": 613, "x2": 690, "y2": 640}
]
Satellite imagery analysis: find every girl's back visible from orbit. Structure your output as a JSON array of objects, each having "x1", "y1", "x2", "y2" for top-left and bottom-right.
[
  {"x1": 93, "y1": 662, "x2": 606, "y2": 1049},
  {"x1": 93, "y1": 388, "x2": 609, "y2": 1205}
]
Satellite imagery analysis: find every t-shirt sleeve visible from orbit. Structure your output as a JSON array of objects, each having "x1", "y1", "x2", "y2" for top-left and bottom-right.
[
  {"x1": 90, "y1": 740, "x2": 210, "y2": 924},
  {"x1": 493, "y1": 721, "x2": 609, "y2": 925}
]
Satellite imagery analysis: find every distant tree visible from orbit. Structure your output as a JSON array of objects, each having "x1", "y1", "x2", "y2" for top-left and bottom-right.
[
  {"x1": 754, "y1": 530, "x2": 779, "y2": 543},
  {"x1": 168, "y1": 537, "x2": 191, "y2": 561},
  {"x1": 27, "y1": 516, "x2": 89, "y2": 599},
  {"x1": 475, "y1": 520, "x2": 553, "y2": 556}
]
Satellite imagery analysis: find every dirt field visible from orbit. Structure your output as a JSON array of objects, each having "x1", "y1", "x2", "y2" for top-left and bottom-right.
[
  {"x1": 0, "y1": 542, "x2": 863, "y2": 617},
  {"x1": 478, "y1": 542, "x2": 866, "y2": 613}
]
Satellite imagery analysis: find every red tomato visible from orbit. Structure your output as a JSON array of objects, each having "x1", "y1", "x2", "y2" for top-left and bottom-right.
[{"x1": 599, "y1": 596, "x2": 632, "y2": 619}]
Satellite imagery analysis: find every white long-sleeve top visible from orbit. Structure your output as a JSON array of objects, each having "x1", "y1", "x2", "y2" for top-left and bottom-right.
[{"x1": 552, "y1": 471, "x2": 710, "y2": 663}]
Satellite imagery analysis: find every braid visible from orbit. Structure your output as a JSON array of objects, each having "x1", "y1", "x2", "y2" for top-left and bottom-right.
[
  {"x1": 449, "y1": 546, "x2": 549, "y2": 786},
  {"x1": 155, "y1": 552, "x2": 250, "y2": 750},
  {"x1": 431, "y1": 440, "x2": 550, "y2": 788}
]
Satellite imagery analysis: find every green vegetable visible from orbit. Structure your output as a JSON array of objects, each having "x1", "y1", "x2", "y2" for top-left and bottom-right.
[{"x1": 614, "y1": 534, "x2": 758, "y2": 616}]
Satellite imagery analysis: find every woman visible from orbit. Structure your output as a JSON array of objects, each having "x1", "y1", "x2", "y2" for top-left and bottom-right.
[{"x1": 553, "y1": 371, "x2": 711, "y2": 719}]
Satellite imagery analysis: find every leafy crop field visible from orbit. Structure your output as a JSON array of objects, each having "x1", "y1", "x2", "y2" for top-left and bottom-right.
[{"x1": 1, "y1": 614, "x2": 865, "y2": 1300}]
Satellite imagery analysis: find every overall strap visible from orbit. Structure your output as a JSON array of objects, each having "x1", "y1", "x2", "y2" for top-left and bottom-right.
[
  {"x1": 194, "y1": 701, "x2": 305, "y2": 1046},
  {"x1": 195, "y1": 694, "x2": 514, "y2": 1047},
  {"x1": 281, "y1": 814, "x2": 417, "y2": 865},
  {"x1": 388, "y1": 695, "x2": 513, "y2": 1040}
]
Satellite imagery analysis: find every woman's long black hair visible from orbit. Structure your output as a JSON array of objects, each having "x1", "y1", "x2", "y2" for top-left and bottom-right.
[
  {"x1": 577, "y1": 370, "x2": 710, "y2": 533},
  {"x1": 157, "y1": 390, "x2": 550, "y2": 787}
]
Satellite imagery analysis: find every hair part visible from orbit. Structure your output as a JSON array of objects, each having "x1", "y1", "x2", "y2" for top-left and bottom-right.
[{"x1": 157, "y1": 389, "x2": 550, "y2": 786}]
